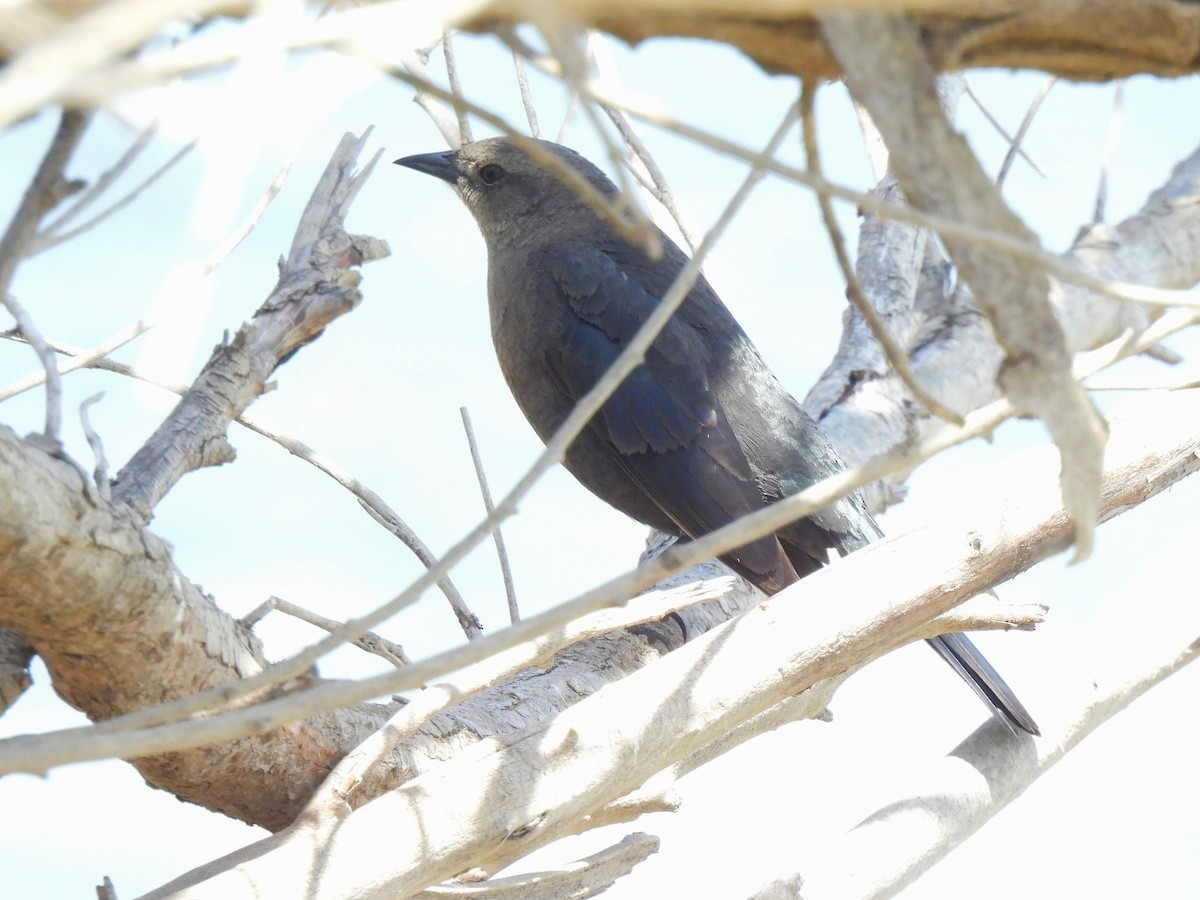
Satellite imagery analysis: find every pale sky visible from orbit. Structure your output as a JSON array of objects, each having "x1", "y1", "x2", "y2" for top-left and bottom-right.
[{"x1": 1, "y1": 25, "x2": 1198, "y2": 899}]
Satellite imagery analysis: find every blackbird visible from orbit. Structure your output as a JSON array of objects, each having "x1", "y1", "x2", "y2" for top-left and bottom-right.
[{"x1": 397, "y1": 137, "x2": 1038, "y2": 736}]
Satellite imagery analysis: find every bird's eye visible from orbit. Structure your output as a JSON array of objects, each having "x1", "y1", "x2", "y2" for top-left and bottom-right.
[{"x1": 478, "y1": 164, "x2": 506, "y2": 185}]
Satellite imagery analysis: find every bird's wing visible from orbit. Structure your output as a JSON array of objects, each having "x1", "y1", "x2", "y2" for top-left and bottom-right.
[
  {"x1": 544, "y1": 241, "x2": 797, "y2": 592},
  {"x1": 547, "y1": 242, "x2": 714, "y2": 454}
]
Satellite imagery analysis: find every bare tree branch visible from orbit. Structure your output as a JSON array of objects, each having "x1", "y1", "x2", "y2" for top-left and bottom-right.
[
  {"x1": 138, "y1": 385, "x2": 1200, "y2": 898},
  {"x1": 0, "y1": 327, "x2": 477, "y2": 628},
  {"x1": 995, "y1": 75, "x2": 1056, "y2": 191},
  {"x1": 240, "y1": 596, "x2": 411, "y2": 667},
  {"x1": 0, "y1": 107, "x2": 89, "y2": 293},
  {"x1": 821, "y1": 13, "x2": 1107, "y2": 559},
  {"x1": 28, "y1": 139, "x2": 196, "y2": 255},
  {"x1": 111, "y1": 130, "x2": 389, "y2": 518},
  {"x1": 360, "y1": 499, "x2": 483, "y2": 639},
  {"x1": 0, "y1": 0, "x2": 230, "y2": 128},
  {"x1": 5, "y1": 2, "x2": 1198, "y2": 136},
  {"x1": 0, "y1": 317, "x2": 153, "y2": 404},
  {"x1": 964, "y1": 80, "x2": 1047, "y2": 179},
  {"x1": 511, "y1": 45, "x2": 541, "y2": 139},
  {"x1": 461, "y1": 406, "x2": 519, "y2": 625},
  {"x1": 0, "y1": 292, "x2": 63, "y2": 442},
  {"x1": 801, "y1": 79, "x2": 962, "y2": 425},
  {"x1": 752, "y1": 608, "x2": 1200, "y2": 898},
  {"x1": 78, "y1": 391, "x2": 111, "y2": 502},
  {"x1": 386, "y1": 56, "x2": 660, "y2": 252},
  {"x1": 36, "y1": 121, "x2": 157, "y2": 239},
  {"x1": 1, "y1": 9, "x2": 1198, "y2": 897},
  {"x1": 402, "y1": 42, "x2": 467, "y2": 148},
  {"x1": 442, "y1": 28, "x2": 474, "y2": 145},
  {"x1": 581, "y1": 80, "x2": 1200, "y2": 313},
  {"x1": 459, "y1": 1, "x2": 1200, "y2": 83},
  {"x1": 501, "y1": 27, "x2": 700, "y2": 249},
  {"x1": 2, "y1": 291, "x2": 1192, "y2": 787}
]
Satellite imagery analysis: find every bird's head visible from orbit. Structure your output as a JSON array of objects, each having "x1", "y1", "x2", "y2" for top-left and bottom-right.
[{"x1": 395, "y1": 137, "x2": 620, "y2": 248}]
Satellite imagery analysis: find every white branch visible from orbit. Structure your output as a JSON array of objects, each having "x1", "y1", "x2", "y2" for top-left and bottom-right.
[
  {"x1": 822, "y1": 13, "x2": 1107, "y2": 558},
  {"x1": 140, "y1": 386, "x2": 1200, "y2": 899},
  {"x1": 751, "y1": 614, "x2": 1200, "y2": 899}
]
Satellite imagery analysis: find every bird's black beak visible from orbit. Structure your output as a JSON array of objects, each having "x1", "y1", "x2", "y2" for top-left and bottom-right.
[{"x1": 394, "y1": 150, "x2": 460, "y2": 185}]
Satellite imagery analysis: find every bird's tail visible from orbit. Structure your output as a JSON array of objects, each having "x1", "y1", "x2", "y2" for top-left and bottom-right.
[{"x1": 927, "y1": 632, "x2": 1040, "y2": 736}]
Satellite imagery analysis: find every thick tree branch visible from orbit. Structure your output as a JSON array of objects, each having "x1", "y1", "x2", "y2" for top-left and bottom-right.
[
  {"x1": 4, "y1": 3, "x2": 1199, "y2": 130},
  {"x1": 807, "y1": 141, "x2": 1200, "y2": 512},
  {"x1": 141, "y1": 385, "x2": 1200, "y2": 898},
  {"x1": 0, "y1": 423, "x2": 398, "y2": 830},
  {"x1": 822, "y1": 14, "x2": 1108, "y2": 557},
  {"x1": 0, "y1": 132, "x2": 397, "y2": 831},
  {"x1": 753, "y1": 610, "x2": 1200, "y2": 898},
  {"x1": 475, "y1": 0, "x2": 1200, "y2": 82}
]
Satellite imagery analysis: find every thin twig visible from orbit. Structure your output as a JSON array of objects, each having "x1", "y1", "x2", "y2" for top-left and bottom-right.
[
  {"x1": 401, "y1": 44, "x2": 463, "y2": 148},
  {"x1": 0, "y1": 318, "x2": 153, "y2": 403},
  {"x1": 963, "y1": 80, "x2": 1048, "y2": 178},
  {"x1": 40, "y1": 121, "x2": 156, "y2": 235},
  {"x1": 557, "y1": 90, "x2": 579, "y2": 143},
  {"x1": 461, "y1": 407, "x2": 519, "y2": 625},
  {"x1": 1094, "y1": 80, "x2": 1126, "y2": 225},
  {"x1": 539, "y1": 23, "x2": 643, "y2": 215},
  {"x1": 511, "y1": 47, "x2": 541, "y2": 139},
  {"x1": 494, "y1": 28, "x2": 579, "y2": 142},
  {"x1": 442, "y1": 28, "x2": 473, "y2": 145},
  {"x1": 30, "y1": 139, "x2": 196, "y2": 256},
  {"x1": 0, "y1": 0, "x2": 232, "y2": 130},
  {"x1": 201, "y1": 146, "x2": 298, "y2": 273},
  {"x1": 79, "y1": 392, "x2": 111, "y2": 502},
  {"x1": 241, "y1": 596, "x2": 411, "y2": 667},
  {"x1": 801, "y1": 81, "x2": 962, "y2": 425},
  {"x1": 0, "y1": 111, "x2": 83, "y2": 452},
  {"x1": 416, "y1": 833, "x2": 660, "y2": 898},
  {"x1": 2, "y1": 140, "x2": 293, "y2": 403},
  {"x1": 587, "y1": 31, "x2": 696, "y2": 249},
  {"x1": 996, "y1": 75, "x2": 1056, "y2": 190},
  {"x1": 1142, "y1": 342, "x2": 1182, "y2": 365},
  {"x1": 0, "y1": 293, "x2": 62, "y2": 441},
  {"x1": 88, "y1": 19, "x2": 1196, "y2": 310},
  {"x1": 361, "y1": 502, "x2": 484, "y2": 640},
  {"x1": 606, "y1": 111, "x2": 697, "y2": 251},
  {"x1": 472, "y1": 47, "x2": 1196, "y2": 309},
  {"x1": 593, "y1": 87, "x2": 697, "y2": 252},
  {"x1": 1087, "y1": 379, "x2": 1200, "y2": 392}
]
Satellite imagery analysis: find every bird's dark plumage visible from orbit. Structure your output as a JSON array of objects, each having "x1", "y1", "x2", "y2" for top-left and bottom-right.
[{"x1": 396, "y1": 137, "x2": 1038, "y2": 736}]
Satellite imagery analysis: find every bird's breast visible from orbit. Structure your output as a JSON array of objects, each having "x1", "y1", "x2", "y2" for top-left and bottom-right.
[{"x1": 487, "y1": 258, "x2": 576, "y2": 441}]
